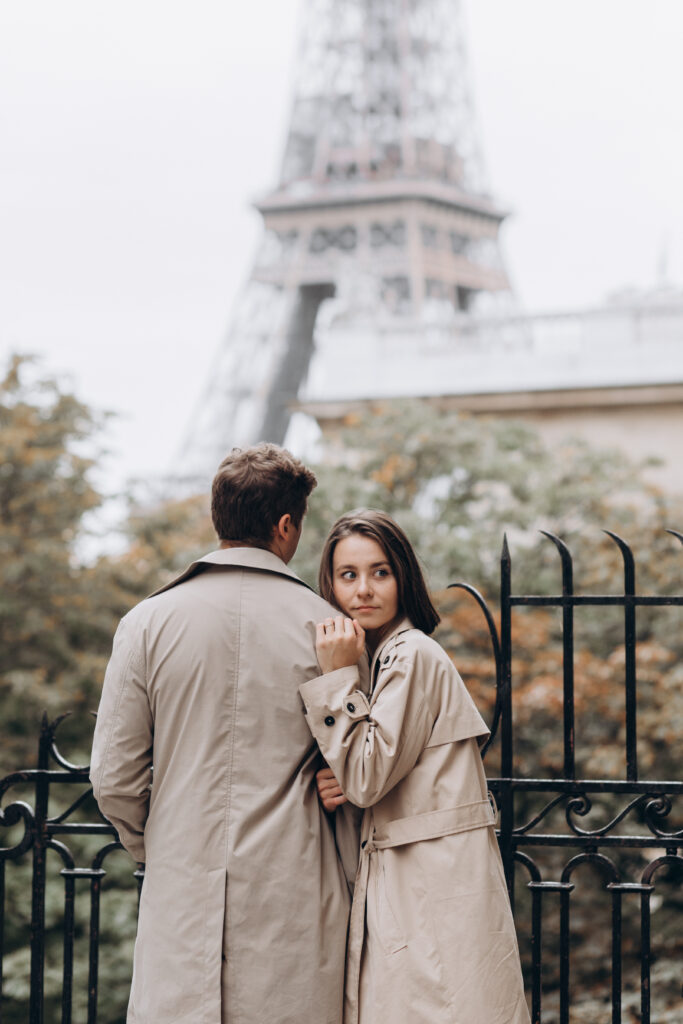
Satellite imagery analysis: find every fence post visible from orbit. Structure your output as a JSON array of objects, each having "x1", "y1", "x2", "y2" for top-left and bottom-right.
[
  {"x1": 499, "y1": 535, "x2": 515, "y2": 903},
  {"x1": 28, "y1": 714, "x2": 50, "y2": 1024}
]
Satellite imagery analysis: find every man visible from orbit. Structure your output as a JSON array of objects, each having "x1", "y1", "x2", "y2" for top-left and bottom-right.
[{"x1": 91, "y1": 444, "x2": 358, "y2": 1024}]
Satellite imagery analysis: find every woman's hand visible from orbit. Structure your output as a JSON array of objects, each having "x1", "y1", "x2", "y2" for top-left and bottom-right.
[
  {"x1": 316, "y1": 767, "x2": 347, "y2": 811},
  {"x1": 316, "y1": 616, "x2": 365, "y2": 673}
]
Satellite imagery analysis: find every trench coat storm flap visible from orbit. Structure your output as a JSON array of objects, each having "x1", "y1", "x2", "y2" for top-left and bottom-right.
[
  {"x1": 299, "y1": 619, "x2": 531, "y2": 1024},
  {"x1": 91, "y1": 547, "x2": 360, "y2": 1024}
]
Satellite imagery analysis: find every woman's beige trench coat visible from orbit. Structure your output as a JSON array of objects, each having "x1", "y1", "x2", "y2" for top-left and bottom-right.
[
  {"x1": 299, "y1": 619, "x2": 530, "y2": 1024},
  {"x1": 91, "y1": 548, "x2": 359, "y2": 1024}
]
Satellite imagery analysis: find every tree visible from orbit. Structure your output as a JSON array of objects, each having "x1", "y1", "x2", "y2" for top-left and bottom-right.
[
  {"x1": 0, "y1": 355, "x2": 217, "y2": 773},
  {"x1": 295, "y1": 399, "x2": 675, "y2": 596},
  {"x1": 0, "y1": 356, "x2": 112, "y2": 771}
]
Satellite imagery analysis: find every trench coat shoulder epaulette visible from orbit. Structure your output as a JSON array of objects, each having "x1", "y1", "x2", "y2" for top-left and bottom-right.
[{"x1": 374, "y1": 624, "x2": 456, "y2": 683}]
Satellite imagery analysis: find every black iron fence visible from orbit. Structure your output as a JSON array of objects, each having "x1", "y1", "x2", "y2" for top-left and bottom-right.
[
  {"x1": 451, "y1": 529, "x2": 683, "y2": 1024},
  {"x1": 0, "y1": 713, "x2": 133, "y2": 1024},
  {"x1": 1, "y1": 530, "x2": 682, "y2": 1023}
]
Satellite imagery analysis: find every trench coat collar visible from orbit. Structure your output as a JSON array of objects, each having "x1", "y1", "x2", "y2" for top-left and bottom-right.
[
  {"x1": 147, "y1": 546, "x2": 314, "y2": 599},
  {"x1": 369, "y1": 616, "x2": 415, "y2": 684}
]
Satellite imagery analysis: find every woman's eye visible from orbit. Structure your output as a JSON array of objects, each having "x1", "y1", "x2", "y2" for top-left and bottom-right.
[
  {"x1": 341, "y1": 571, "x2": 356, "y2": 580},
  {"x1": 375, "y1": 569, "x2": 389, "y2": 578}
]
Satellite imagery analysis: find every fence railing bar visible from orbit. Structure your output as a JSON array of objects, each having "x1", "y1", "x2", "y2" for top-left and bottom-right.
[
  {"x1": 610, "y1": 887, "x2": 622, "y2": 1023},
  {"x1": 47, "y1": 824, "x2": 115, "y2": 837},
  {"x1": 487, "y1": 778, "x2": 683, "y2": 794},
  {"x1": 640, "y1": 888, "x2": 652, "y2": 1024},
  {"x1": 559, "y1": 883, "x2": 572, "y2": 1024},
  {"x1": 500, "y1": 534, "x2": 513, "y2": 778},
  {"x1": 604, "y1": 531, "x2": 638, "y2": 780},
  {"x1": 60, "y1": 872, "x2": 75, "y2": 1024},
  {"x1": 540, "y1": 531, "x2": 575, "y2": 778},
  {"x1": 511, "y1": 834, "x2": 682, "y2": 849},
  {"x1": 28, "y1": 714, "x2": 50, "y2": 1024},
  {"x1": 499, "y1": 535, "x2": 515, "y2": 904},
  {"x1": 87, "y1": 869, "x2": 106, "y2": 1024},
  {"x1": 511, "y1": 594, "x2": 683, "y2": 606},
  {"x1": 0, "y1": 860, "x2": 5, "y2": 1022},
  {"x1": 515, "y1": 852, "x2": 542, "y2": 1024}
]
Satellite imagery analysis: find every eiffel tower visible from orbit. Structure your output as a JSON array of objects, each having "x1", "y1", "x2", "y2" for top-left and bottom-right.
[{"x1": 178, "y1": 0, "x2": 511, "y2": 478}]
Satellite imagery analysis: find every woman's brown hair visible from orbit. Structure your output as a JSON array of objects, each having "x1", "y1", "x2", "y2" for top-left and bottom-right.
[{"x1": 318, "y1": 509, "x2": 440, "y2": 634}]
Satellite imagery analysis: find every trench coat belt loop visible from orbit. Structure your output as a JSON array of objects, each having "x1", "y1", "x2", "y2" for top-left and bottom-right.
[{"x1": 345, "y1": 798, "x2": 497, "y2": 1023}]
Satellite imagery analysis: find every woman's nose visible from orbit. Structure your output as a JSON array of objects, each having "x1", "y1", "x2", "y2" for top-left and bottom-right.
[{"x1": 356, "y1": 574, "x2": 373, "y2": 596}]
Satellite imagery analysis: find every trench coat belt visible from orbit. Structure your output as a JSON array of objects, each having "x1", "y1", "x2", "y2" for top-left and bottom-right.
[
  {"x1": 345, "y1": 797, "x2": 498, "y2": 1024},
  {"x1": 363, "y1": 796, "x2": 497, "y2": 853}
]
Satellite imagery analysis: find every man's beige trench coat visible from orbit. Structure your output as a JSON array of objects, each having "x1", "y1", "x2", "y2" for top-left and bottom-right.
[
  {"x1": 299, "y1": 619, "x2": 530, "y2": 1024},
  {"x1": 91, "y1": 547, "x2": 358, "y2": 1024}
]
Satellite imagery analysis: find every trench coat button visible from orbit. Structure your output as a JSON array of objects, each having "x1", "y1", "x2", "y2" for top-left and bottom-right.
[
  {"x1": 346, "y1": 702, "x2": 356, "y2": 713},
  {"x1": 383, "y1": 655, "x2": 390, "y2": 664},
  {"x1": 324, "y1": 715, "x2": 335, "y2": 726}
]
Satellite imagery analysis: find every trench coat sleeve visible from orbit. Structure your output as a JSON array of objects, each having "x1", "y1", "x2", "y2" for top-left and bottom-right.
[
  {"x1": 299, "y1": 648, "x2": 434, "y2": 808},
  {"x1": 90, "y1": 614, "x2": 153, "y2": 862}
]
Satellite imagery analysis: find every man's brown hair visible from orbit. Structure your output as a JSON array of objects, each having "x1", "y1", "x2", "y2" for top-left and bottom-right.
[{"x1": 211, "y1": 443, "x2": 317, "y2": 545}]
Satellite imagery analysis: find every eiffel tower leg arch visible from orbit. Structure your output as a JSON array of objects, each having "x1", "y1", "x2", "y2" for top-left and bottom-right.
[{"x1": 259, "y1": 282, "x2": 335, "y2": 445}]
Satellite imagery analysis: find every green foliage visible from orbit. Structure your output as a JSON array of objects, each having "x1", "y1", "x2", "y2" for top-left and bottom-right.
[
  {"x1": 0, "y1": 356, "x2": 111, "y2": 773},
  {"x1": 295, "y1": 399, "x2": 677, "y2": 600},
  {"x1": 0, "y1": 355, "x2": 217, "y2": 774}
]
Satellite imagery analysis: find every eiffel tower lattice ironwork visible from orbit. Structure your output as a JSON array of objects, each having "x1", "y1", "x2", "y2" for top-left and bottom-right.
[{"x1": 178, "y1": 0, "x2": 511, "y2": 478}]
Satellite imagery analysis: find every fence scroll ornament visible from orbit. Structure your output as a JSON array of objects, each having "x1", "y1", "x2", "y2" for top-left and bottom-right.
[{"x1": 1, "y1": 531, "x2": 682, "y2": 1023}]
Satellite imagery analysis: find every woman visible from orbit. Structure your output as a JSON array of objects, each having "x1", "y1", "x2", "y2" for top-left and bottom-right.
[{"x1": 298, "y1": 509, "x2": 530, "y2": 1024}]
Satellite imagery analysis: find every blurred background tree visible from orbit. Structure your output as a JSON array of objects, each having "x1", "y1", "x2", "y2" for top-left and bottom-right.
[
  {"x1": 0, "y1": 355, "x2": 109, "y2": 775},
  {"x1": 0, "y1": 356, "x2": 214, "y2": 774}
]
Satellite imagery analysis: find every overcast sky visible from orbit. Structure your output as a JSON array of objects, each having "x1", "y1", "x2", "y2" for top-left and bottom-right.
[{"x1": 1, "y1": 0, "x2": 682, "y2": 494}]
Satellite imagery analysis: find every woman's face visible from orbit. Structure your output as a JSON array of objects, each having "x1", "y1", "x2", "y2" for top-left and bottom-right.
[{"x1": 331, "y1": 533, "x2": 400, "y2": 640}]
